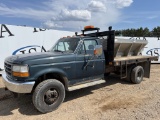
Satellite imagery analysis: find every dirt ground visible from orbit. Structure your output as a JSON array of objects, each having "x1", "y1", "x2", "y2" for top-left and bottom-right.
[{"x1": 0, "y1": 65, "x2": 160, "y2": 120}]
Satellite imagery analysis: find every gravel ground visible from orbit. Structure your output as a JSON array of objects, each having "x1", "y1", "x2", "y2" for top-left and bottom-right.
[{"x1": 0, "y1": 64, "x2": 159, "y2": 120}]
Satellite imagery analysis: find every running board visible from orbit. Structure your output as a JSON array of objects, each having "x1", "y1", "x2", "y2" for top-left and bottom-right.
[{"x1": 68, "y1": 79, "x2": 106, "y2": 91}]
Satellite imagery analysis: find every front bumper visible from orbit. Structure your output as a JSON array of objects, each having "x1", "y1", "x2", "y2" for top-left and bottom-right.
[{"x1": 2, "y1": 72, "x2": 35, "y2": 93}]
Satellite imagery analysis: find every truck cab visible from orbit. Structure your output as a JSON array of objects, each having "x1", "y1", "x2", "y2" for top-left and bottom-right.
[{"x1": 49, "y1": 36, "x2": 105, "y2": 85}]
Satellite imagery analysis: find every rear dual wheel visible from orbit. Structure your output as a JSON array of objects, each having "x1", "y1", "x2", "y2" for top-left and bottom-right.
[
  {"x1": 126, "y1": 65, "x2": 144, "y2": 84},
  {"x1": 131, "y1": 66, "x2": 144, "y2": 84}
]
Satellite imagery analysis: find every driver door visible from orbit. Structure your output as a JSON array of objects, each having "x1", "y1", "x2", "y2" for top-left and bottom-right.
[{"x1": 75, "y1": 39, "x2": 105, "y2": 81}]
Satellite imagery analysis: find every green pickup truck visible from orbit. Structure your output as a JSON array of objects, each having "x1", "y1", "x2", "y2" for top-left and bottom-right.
[{"x1": 2, "y1": 26, "x2": 157, "y2": 113}]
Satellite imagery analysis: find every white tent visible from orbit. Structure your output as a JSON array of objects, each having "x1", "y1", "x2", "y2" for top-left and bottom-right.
[{"x1": 0, "y1": 24, "x2": 74, "y2": 73}]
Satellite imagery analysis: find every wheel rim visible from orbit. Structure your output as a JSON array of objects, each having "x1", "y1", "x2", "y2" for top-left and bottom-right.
[
  {"x1": 137, "y1": 70, "x2": 142, "y2": 80},
  {"x1": 44, "y1": 88, "x2": 59, "y2": 105}
]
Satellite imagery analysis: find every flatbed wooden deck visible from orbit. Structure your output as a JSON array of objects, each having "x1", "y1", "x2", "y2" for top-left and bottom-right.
[
  {"x1": 114, "y1": 56, "x2": 158, "y2": 62},
  {"x1": 113, "y1": 55, "x2": 158, "y2": 66}
]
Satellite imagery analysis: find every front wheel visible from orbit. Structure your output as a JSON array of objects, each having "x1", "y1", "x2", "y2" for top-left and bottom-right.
[{"x1": 32, "y1": 79, "x2": 65, "y2": 113}]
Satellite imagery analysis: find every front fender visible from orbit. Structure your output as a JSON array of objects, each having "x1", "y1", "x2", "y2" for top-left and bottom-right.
[
  {"x1": 30, "y1": 67, "x2": 69, "y2": 90},
  {"x1": 33, "y1": 67, "x2": 68, "y2": 79}
]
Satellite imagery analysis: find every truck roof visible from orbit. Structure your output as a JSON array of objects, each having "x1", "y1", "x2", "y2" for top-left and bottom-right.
[{"x1": 60, "y1": 36, "x2": 98, "y2": 40}]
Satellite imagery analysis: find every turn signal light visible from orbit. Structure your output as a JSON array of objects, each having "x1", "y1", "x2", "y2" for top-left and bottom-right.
[{"x1": 13, "y1": 72, "x2": 29, "y2": 77}]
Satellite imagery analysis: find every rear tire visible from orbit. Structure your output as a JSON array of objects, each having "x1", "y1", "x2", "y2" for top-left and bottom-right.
[
  {"x1": 32, "y1": 79, "x2": 65, "y2": 113},
  {"x1": 131, "y1": 66, "x2": 144, "y2": 84},
  {"x1": 125, "y1": 65, "x2": 135, "y2": 82}
]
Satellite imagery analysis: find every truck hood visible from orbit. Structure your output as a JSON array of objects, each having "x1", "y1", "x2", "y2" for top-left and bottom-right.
[{"x1": 5, "y1": 52, "x2": 75, "y2": 65}]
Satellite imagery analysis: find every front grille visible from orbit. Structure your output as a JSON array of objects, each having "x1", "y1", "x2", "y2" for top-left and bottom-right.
[{"x1": 4, "y1": 62, "x2": 12, "y2": 78}]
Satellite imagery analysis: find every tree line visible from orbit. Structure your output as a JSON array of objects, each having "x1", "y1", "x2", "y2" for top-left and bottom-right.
[{"x1": 115, "y1": 26, "x2": 160, "y2": 39}]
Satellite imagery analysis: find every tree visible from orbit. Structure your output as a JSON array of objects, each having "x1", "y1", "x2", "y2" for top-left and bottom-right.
[
  {"x1": 152, "y1": 26, "x2": 160, "y2": 40},
  {"x1": 115, "y1": 26, "x2": 160, "y2": 40}
]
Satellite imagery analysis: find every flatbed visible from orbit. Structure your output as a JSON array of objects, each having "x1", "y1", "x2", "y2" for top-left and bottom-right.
[{"x1": 114, "y1": 55, "x2": 157, "y2": 66}]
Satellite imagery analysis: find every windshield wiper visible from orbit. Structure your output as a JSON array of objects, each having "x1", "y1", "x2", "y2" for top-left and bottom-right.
[{"x1": 54, "y1": 50, "x2": 63, "y2": 53}]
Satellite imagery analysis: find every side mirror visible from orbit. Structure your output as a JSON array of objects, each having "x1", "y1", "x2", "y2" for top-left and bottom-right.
[{"x1": 94, "y1": 45, "x2": 103, "y2": 56}]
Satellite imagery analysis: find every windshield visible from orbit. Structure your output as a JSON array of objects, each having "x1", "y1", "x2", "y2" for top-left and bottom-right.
[{"x1": 50, "y1": 38, "x2": 80, "y2": 53}]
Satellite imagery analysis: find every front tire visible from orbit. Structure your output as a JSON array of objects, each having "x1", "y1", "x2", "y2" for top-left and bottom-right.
[{"x1": 32, "y1": 79, "x2": 65, "y2": 113}]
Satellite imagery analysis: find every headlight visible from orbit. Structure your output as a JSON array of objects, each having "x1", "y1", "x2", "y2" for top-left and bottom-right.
[{"x1": 12, "y1": 65, "x2": 29, "y2": 77}]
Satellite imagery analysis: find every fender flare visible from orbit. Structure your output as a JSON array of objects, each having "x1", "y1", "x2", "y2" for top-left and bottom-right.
[{"x1": 33, "y1": 68, "x2": 69, "y2": 90}]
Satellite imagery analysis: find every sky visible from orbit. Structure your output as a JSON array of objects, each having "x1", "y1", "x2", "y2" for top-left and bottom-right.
[{"x1": 0, "y1": 0, "x2": 159, "y2": 31}]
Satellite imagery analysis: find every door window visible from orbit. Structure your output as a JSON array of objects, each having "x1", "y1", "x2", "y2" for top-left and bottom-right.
[{"x1": 83, "y1": 40, "x2": 97, "y2": 54}]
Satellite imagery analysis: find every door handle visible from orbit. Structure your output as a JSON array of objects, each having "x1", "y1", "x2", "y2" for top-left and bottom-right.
[{"x1": 63, "y1": 66, "x2": 71, "y2": 69}]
